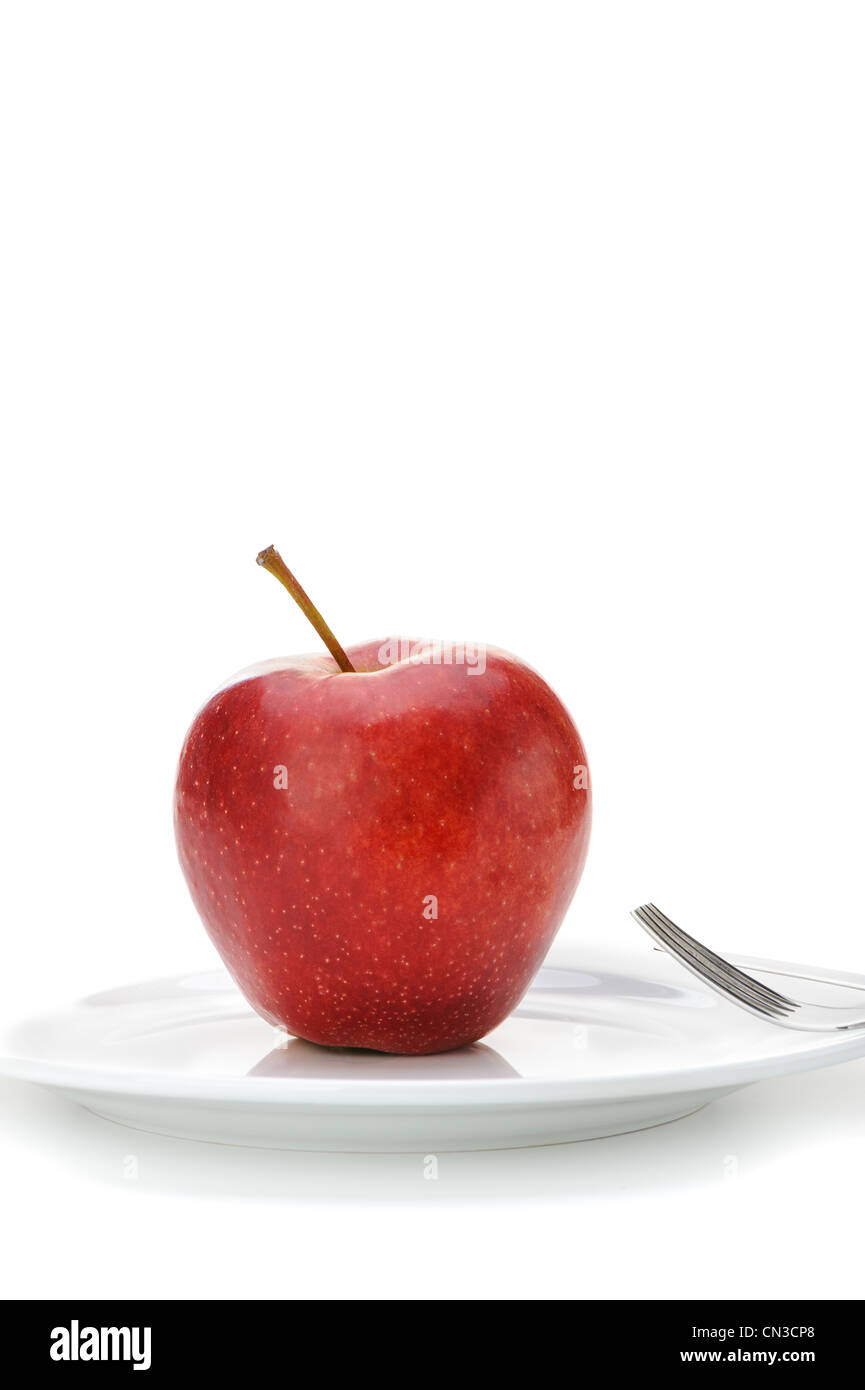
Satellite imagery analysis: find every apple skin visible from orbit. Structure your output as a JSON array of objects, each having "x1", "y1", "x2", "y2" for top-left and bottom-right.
[{"x1": 174, "y1": 640, "x2": 590, "y2": 1054}]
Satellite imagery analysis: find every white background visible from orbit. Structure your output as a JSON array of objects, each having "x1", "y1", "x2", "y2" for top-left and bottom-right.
[{"x1": 1, "y1": 2, "x2": 863, "y2": 1300}]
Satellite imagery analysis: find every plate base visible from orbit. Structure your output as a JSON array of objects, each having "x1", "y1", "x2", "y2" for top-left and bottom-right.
[{"x1": 75, "y1": 1086, "x2": 725, "y2": 1151}]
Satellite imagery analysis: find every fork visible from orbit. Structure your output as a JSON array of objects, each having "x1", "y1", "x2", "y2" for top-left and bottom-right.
[{"x1": 631, "y1": 902, "x2": 865, "y2": 1031}]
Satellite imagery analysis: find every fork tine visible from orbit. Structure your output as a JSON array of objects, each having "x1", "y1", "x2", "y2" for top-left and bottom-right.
[
  {"x1": 632, "y1": 906, "x2": 797, "y2": 1017},
  {"x1": 636, "y1": 905, "x2": 797, "y2": 1016},
  {"x1": 644, "y1": 903, "x2": 797, "y2": 1010},
  {"x1": 640, "y1": 903, "x2": 791, "y2": 1010},
  {"x1": 632, "y1": 907, "x2": 791, "y2": 1018}
]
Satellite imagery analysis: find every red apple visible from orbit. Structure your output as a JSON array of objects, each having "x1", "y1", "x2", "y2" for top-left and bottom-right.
[{"x1": 174, "y1": 550, "x2": 591, "y2": 1054}]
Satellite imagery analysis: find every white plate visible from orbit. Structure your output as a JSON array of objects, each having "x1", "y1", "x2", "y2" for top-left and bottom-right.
[{"x1": 3, "y1": 944, "x2": 865, "y2": 1151}]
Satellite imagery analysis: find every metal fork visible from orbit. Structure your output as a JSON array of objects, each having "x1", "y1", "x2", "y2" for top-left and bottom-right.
[{"x1": 631, "y1": 902, "x2": 865, "y2": 1031}]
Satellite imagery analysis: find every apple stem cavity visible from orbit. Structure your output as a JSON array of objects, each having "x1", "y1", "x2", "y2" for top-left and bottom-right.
[{"x1": 256, "y1": 546, "x2": 357, "y2": 673}]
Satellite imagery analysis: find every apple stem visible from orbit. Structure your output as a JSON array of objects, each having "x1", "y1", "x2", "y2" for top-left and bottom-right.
[{"x1": 256, "y1": 546, "x2": 356, "y2": 673}]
